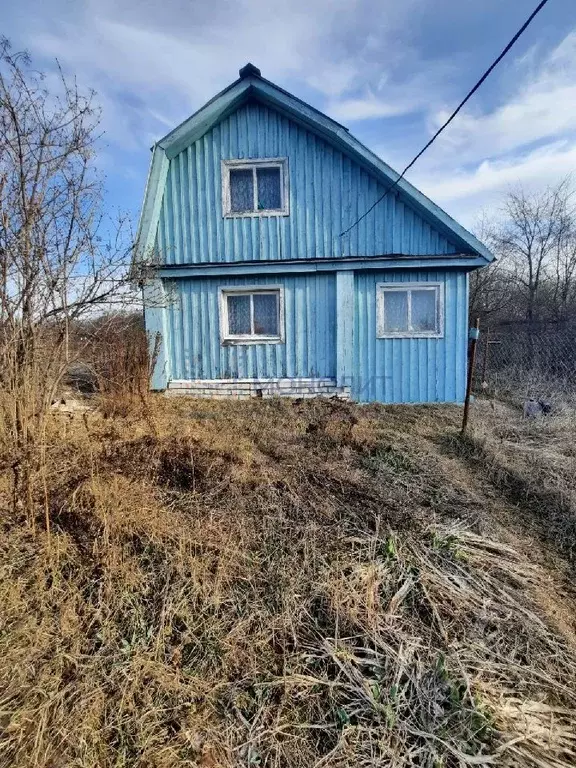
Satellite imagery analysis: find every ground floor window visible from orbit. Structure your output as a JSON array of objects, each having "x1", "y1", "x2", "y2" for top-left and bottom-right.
[
  {"x1": 376, "y1": 282, "x2": 443, "y2": 338},
  {"x1": 220, "y1": 286, "x2": 284, "y2": 344}
]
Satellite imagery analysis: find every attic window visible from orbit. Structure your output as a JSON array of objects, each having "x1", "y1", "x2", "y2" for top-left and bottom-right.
[{"x1": 222, "y1": 159, "x2": 289, "y2": 217}]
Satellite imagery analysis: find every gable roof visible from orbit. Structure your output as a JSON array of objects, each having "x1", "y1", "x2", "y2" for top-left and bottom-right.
[{"x1": 137, "y1": 64, "x2": 494, "y2": 264}]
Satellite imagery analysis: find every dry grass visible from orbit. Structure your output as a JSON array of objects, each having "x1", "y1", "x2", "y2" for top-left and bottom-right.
[
  {"x1": 458, "y1": 398, "x2": 576, "y2": 565},
  {"x1": 1, "y1": 397, "x2": 576, "y2": 767}
]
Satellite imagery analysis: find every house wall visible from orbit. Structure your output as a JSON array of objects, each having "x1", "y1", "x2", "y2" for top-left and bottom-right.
[
  {"x1": 352, "y1": 269, "x2": 469, "y2": 403},
  {"x1": 150, "y1": 268, "x2": 469, "y2": 404},
  {"x1": 163, "y1": 273, "x2": 337, "y2": 380},
  {"x1": 156, "y1": 101, "x2": 461, "y2": 265}
]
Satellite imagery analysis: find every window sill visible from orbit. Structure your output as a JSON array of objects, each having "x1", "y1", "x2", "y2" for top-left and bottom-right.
[
  {"x1": 222, "y1": 336, "x2": 284, "y2": 346},
  {"x1": 223, "y1": 210, "x2": 290, "y2": 218},
  {"x1": 377, "y1": 332, "x2": 444, "y2": 339}
]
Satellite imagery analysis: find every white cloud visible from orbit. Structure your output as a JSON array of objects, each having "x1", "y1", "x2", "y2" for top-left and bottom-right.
[
  {"x1": 326, "y1": 61, "x2": 457, "y2": 122},
  {"x1": 25, "y1": 0, "x2": 436, "y2": 145},
  {"x1": 399, "y1": 30, "x2": 576, "y2": 224},
  {"x1": 318, "y1": 27, "x2": 462, "y2": 122},
  {"x1": 329, "y1": 93, "x2": 414, "y2": 121},
  {"x1": 328, "y1": 75, "x2": 437, "y2": 121},
  {"x1": 305, "y1": 60, "x2": 360, "y2": 99},
  {"x1": 416, "y1": 31, "x2": 576, "y2": 166},
  {"x1": 28, "y1": 0, "x2": 412, "y2": 145},
  {"x1": 412, "y1": 140, "x2": 576, "y2": 225}
]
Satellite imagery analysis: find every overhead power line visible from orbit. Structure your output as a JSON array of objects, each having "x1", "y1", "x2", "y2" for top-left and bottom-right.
[{"x1": 339, "y1": 0, "x2": 552, "y2": 238}]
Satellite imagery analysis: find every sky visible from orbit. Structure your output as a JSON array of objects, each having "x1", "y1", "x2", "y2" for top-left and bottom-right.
[{"x1": 4, "y1": 0, "x2": 576, "y2": 230}]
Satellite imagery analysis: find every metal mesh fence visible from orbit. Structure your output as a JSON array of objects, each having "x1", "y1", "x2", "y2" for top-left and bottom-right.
[{"x1": 475, "y1": 323, "x2": 576, "y2": 402}]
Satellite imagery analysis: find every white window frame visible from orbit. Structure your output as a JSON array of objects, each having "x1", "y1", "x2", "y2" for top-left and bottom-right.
[
  {"x1": 222, "y1": 158, "x2": 289, "y2": 217},
  {"x1": 376, "y1": 282, "x2": 444, "y2": 339},
  {"x1": 219, "y1": 285, "x2": 285, "y2": 345}
]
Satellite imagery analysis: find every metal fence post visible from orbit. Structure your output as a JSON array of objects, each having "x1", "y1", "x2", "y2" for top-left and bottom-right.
[{"x1": 481, "y1": 325, "x2": 490, "y2": 385}]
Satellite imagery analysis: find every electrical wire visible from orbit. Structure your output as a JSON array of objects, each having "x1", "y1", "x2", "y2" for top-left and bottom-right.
[{"x1": 339, "y1": 0, "x2": 553, "y2": 238}]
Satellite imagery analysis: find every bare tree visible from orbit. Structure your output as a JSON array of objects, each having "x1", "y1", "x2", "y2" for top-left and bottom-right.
[
  {"x1": 493, "y1": 179, "x2": 575, "y2": 326},
  {"x1": 469, "y1": 213, "x2": 517, "y2": 322},
  {"x1": 469, "y1": 260, "x2": 517, "y2": 322},
  {"x1": 0, "y1": 39, "x2": 132, "y2": 519},
  {"x1": 551, "y1": 197, "x2": 576, "y2": 321}
]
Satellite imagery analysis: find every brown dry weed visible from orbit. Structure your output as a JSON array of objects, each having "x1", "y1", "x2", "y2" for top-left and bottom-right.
[{"x1": 1, "y1": 396, "x2": 576, "y2": 767}]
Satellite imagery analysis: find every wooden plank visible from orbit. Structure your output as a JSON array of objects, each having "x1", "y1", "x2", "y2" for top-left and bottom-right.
[
  {"x1": 143, "y1": 279, "x2": 170, "y2": 390},
  {"x1": 336, "y1": 271, "x2": 354, "y2": 389}
]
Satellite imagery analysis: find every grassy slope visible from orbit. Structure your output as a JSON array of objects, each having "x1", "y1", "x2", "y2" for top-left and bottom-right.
[{"x1": 1, "y1": 397, "x2": 576, "y2": 767}]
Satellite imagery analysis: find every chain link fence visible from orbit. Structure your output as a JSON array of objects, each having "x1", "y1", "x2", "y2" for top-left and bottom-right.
[{"x1": 475, "y1": 323, "x2": 576, "y2": 405}]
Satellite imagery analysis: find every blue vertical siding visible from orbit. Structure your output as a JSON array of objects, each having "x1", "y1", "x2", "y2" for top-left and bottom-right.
[
  {"x1": 165, "y1": 273, "x2": 336, "y2": 380},
  {"x1": 352, "y1": 270, "x2": 469, "y2": 403},
  {"x1": 143, "y1": 87, "x2": 483, "y2": 404},
  {"x1": 156, "y1": 102, "x2": 460, "y2": 265},
  {"x1": 158, "y1": 267, "x2": 469, "y2": 404}
]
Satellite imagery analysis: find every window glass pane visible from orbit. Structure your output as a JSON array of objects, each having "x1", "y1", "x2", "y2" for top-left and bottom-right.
[
  {"x1": 229, "y1": 169, "x2": 254, "y2": 212},
  {"x1": 383, "y1": 290, "x2": 408, "y2": 332},
  {"x1": 227, "y1": 294, "x2": 251, "y2": 334},
  {"x1": 411, "y1": 289, "x2": 437, "y2": 332},
  {"x1": 256, "y1": 167, "x2": 282, "y2": 210},
  {"x1": 253, "y1": 293, "x2": 279, "y2": 335}
]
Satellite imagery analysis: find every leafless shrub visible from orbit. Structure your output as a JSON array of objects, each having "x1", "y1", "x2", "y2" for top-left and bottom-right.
[
  {"x1": 472, "y1": 179, "x2": 576, "y2": 327},
  {"x1": 68, "y1": 312, "x2": 159, "y2": 417},
  {"x1": 0, "y1": 39, "x2": 132, "y2": 519}
]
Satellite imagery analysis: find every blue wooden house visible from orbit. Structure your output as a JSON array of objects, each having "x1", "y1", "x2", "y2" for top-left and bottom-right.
[{"x1": 137, "y1": 63, "x2": 493, "y2": 403}]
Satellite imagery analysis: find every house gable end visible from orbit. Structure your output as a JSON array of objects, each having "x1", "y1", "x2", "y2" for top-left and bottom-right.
[
  {"x1": 137, "y1": 71, "x2": 493, "y2": 267},
  {"x1": 153, "y1": 100, "x2": 476, "y2": 266}
]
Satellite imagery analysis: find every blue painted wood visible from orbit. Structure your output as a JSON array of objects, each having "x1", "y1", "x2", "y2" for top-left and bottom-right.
[
  {"x1": 152, "y1": 266, "x2": 469, "y2": 403},
  {"x1": 156, "y1": 255, "x2": 484, "y2": 278},
  {"x1": 135, "y1": 148, "x2": 169, "y2": 262},
  {"x1": 154, "y1": 101, "x2": 471, "y2": 266},
  {"x1": 164, "y1": 273, "x2": 337, "y2": 381},
  {"x1": 336, "y1": 271, "x2": 354, "y2": 388},
  {"x1": 142, "y1": 279, "x2": 170, "y2": 389},
  {"x1": 352, "y1": 270, "x2": 469, "y2": 403},
  {"x1": 139, "y1": 71, "x2": 493, "y2": 263}
]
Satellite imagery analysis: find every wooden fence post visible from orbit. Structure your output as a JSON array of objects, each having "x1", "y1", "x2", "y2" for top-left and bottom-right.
[{"x1": 461, "y1": 318, "x2": 480, "y2": 436}]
